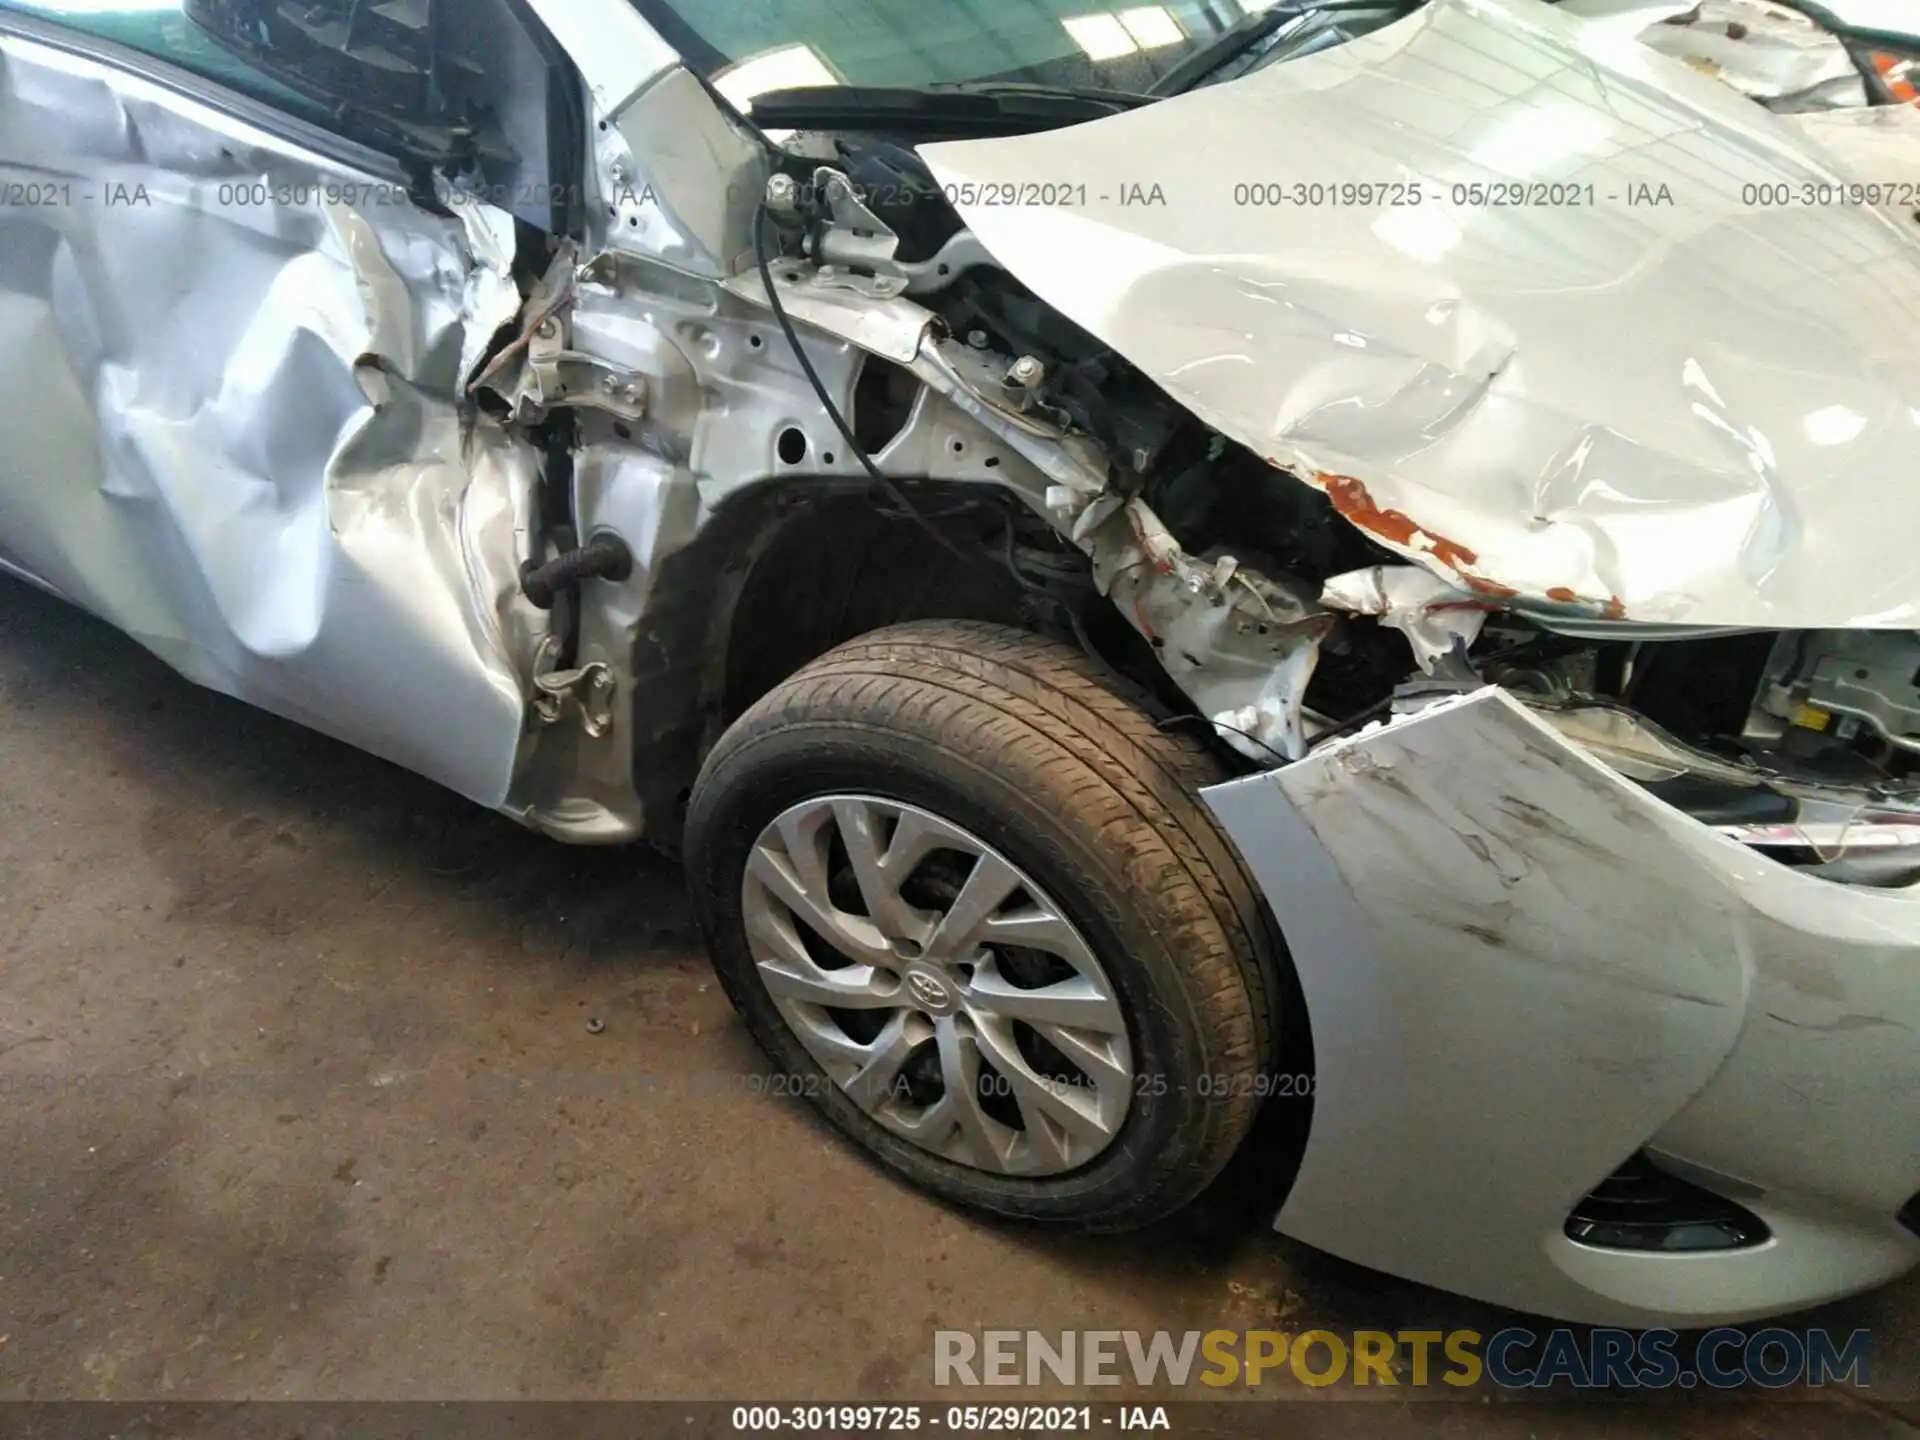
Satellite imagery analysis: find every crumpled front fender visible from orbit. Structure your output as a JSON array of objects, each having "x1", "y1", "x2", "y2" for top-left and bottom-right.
[{"x1": 1202, "y1": 688, "x2": 1920, "y2": 1325}]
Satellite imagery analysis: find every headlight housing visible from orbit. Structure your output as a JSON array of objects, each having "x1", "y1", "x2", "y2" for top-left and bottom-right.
[{"x1": 1854, "y1": 44, "x2": 1920, "y2": 103}]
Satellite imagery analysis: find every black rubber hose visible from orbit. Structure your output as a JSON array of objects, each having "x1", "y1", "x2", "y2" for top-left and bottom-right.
[{"x1": 522, "y1": 534, "x2": 634, "y2": 610}]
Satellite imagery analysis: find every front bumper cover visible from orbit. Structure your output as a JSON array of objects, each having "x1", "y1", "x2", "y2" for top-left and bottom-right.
[{"x1": 1201, "y1": 687, "x2": 1920, "y2": 1326}]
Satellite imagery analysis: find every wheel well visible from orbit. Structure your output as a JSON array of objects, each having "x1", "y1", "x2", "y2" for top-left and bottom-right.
[
  {"x1": 627, "y1": 478, "x2": 1084, "y2": 850},
  {"x1": 722, "y1": 490, "x2": 1039, "y2": 721}
]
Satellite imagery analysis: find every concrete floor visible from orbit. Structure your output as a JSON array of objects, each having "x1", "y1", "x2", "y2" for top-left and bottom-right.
[{"x1": 0, "y1": 574, "x2": 1914, "y2": 1433}]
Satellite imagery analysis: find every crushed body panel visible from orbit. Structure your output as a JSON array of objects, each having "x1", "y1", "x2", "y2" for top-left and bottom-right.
[
  {"x1": 0, "y1": 21, "x2": 544, "y2": 807},
  {"x1": 1562, "y1": 0, "x2": 1871, "y2": 105},
  {"x1": 919, "y1": 0, "x2": 1920, "y2": 629}
]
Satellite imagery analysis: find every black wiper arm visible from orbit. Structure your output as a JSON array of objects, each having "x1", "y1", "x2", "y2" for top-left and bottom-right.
[
  {"x1": 942, "y1": 81, "x2": 1156, "y2": 107},
  {"x1": 748, "y1": 83, "x2": 1153, "y2": 140},
  {"x1": 1148, "y1": 0, "x2": 1398, "y2": 95},
  {"x1": 1148, "y1": 6, "x2": 1296, "y2": 95}
]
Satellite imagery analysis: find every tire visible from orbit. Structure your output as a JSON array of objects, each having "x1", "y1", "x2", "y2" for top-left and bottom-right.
[{"x1": 684, "y1": 620, "x2": 1286, "y2": 1230}]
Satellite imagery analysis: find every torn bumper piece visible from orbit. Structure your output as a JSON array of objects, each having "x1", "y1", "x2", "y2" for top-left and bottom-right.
[{"x1": 1202, "y1": 688, "x2": 1920, "y2": 1325}]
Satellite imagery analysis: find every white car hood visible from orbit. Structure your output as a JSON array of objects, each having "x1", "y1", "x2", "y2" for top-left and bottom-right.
[
  {"x1": 1567, "y1": 0, "x2": 1917, "y2": 38},
  {"x1": 919, "y1": 0, "x2": 1920, "y2": 627},
  {"x1": 1816, "y1": 0, "x2": 1920, "y2": 35}
]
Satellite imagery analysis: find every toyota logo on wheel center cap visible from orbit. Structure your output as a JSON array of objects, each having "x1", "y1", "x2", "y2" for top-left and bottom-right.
[{"x1": 903, "y1": 967, "x2": 958, "y2": 1016}]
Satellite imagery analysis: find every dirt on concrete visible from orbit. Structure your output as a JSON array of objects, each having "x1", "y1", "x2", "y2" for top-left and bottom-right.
[{"x1": 0, "y1": 575, "x2": 1912, "y2": 1435}]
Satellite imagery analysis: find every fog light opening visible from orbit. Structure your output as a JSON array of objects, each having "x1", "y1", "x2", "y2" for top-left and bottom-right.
[{"x1": 1564, "y1": 1152, "x2": 1769, "y2": 1253}]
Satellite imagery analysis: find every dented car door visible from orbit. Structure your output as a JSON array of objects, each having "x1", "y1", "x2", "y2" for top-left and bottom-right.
[{"x1": 0, "y1": 6, "x2": 545, "y2": 809}]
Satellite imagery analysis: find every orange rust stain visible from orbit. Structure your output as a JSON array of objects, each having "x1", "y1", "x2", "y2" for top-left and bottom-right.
[
  {"x1": 1462, "y1": 575, "x2": 1519, "y2": 600},
  {"x1": 1314, "y1": 472, "x2": 1627, "y2": 617},
  {"x1": 1544, "y1": 585, "x2": 1628, "y2": 619},
  {"x1": 1317, "y1": 472, "x2": 1478, "y2": 571}
]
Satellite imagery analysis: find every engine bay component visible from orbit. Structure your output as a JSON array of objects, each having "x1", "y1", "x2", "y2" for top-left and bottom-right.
[
  {"x1": 1091, "y1": 500, "x2": 1336, "y2": 762},
  {"x1": 1746, "y1": 630, "x2": 1920, "y2": 757},
  {"x1": 1321, "y1": 565, "x2": 1487, "y2": 672},
  {"x1": 748, "y1": 141, "x2": 1920, "y2": 896}
]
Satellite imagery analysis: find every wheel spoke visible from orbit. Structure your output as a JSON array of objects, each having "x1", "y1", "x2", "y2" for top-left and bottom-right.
[
  {"x1": 756, "y1": 952, "x2": 899, "y2": 1011},
  {"x1": 1033, "y1": 1021, "x2": 1130, "y2": 1094},
  {"x1": 766, "y1": 991, "x2": 916, "y2": 1091},
  {"x1": 967, "y1": 967, "x2": 1123, "y2": 1035},
  {"x1": 741, "y1": 898, "x2": 819, "y2": 974},
  {"x1": 746, "y1": 844, "x2": 892, "y2": 969},
  {"x1": 972, "y1": 1016, "x2": 1116, "y2": 1155},
  {"x1": 925, "y1": 852, "x2": 1021, "y2": 960},
  {"x1": 980, "y1": 907, "x2": 1098, "y2": 968},
  {"x1": 831, "y1": 798, "x2": 924, "y2": 938},
  {"x1": 844, "y1": 1011, "x2": 922, "y2": 1113},
  {"x1": 877, "y1": 807, "x2": 944, "y2": 877},
  {"x1": 775, "y1": 808, "x2": 833, "y2": 901},
  {"x1": 740, "y1": 795, "x2": 1134, "y2": 1179},
  {"x1": 887, "y1": 1091, "x2": 959, "y2": 1151},
  {"x1": 781, "y1": 1011, "x2": 871, "y2": 1072},
  {"x1": 937, "y1": 1017, "x2": 1008, "y2": 1170}
]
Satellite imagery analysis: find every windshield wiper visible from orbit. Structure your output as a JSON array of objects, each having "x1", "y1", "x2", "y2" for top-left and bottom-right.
[
  {"x1": 1148, "y1": 0, "x2": 1403, "y2": 95},
  {"x1": 748, "y1": 82, "x2": 1154, "y2": 140},
  {"x1": 1148, "y1": 6, "x2": 1296, "y2": 95}
]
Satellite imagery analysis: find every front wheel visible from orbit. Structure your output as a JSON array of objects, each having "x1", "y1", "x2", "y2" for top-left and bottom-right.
[{"x1": 684, "y1": 621, "x2": 1287, "y2": 1230}]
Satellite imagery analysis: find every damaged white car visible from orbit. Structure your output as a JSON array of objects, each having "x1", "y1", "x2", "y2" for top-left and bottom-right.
[
  {"x1": 2, "y1": 0, "x2": 1917, "y2": 1326},
  {"x1": 1561, "y1": 0, "x2": 1919, "y2": 115}
]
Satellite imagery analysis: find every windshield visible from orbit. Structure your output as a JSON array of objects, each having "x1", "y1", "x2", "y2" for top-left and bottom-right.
[{"x1": 631, "y1": 0, "x2": 1330, "y2": 106}]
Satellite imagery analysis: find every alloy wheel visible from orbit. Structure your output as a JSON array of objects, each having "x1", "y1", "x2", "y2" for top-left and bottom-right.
[{"x1": 740, "y1": 795, "x2": 1134, "y2": 1175}]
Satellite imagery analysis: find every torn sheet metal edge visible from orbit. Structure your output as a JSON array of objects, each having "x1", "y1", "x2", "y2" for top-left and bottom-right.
[
  {"x1": 439, "y1": 182, "x2": 525, "y2": 386},
  {"x1": 1202, "y1": 687, "x2": 1920, "y2": 1324},
  {"x1": 1555, "y1": 0, "x2": 1703, "y2": 37},
  {"x1": 1567, "y1": 0, "x2": 1867, "y2": 101},
  {"x1": 724, "y1": 261, "x2": 1335, "y2": 763},
  {"x1": 918, "y1": 0, "x2": 1920, "y2": 629},
  {"x1": 1321, "y1": 564, "x2": 1486, "y2": 672}
]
